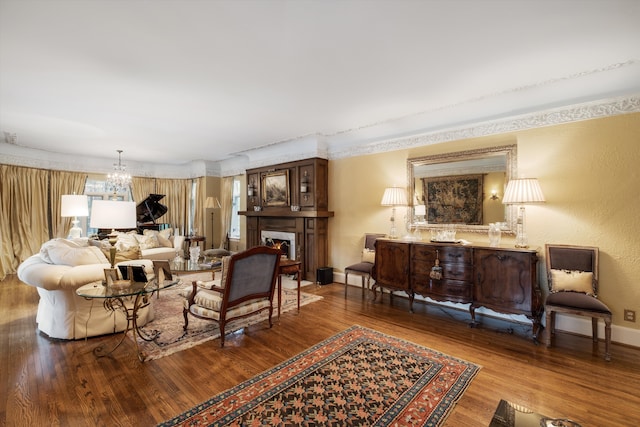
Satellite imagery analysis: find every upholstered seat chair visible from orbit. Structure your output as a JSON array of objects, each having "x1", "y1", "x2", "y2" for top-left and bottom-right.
[
  {"x1": 545, "y1": 244, "x2": 612, "y2": 361},
  {"x1": 182, "y1": 246, "x2": 281, "y2": 347},
  {"x1": 344, "y1": 233, "x2": 386, "y2": 298}
]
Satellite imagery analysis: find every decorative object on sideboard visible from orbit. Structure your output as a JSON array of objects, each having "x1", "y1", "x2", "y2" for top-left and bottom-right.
[
  {"x1": 488, "y1": 223, "x2": 502, "y2": 247},
  {"x1": 106, "y1": 149, "x2": 132, "y2": 195},
  {"x1": 204, "y1": 196, "x2": 221, "y2": 249},
  {"x1": 61, "y1": 194, "x2": 88, "y2": 239},
  {"x1": 90, "y1": 199, "x2": 137, "y2": 268},
  {"x1": 381, "y1": 186, "x2": 408, "y2": 239},
  {"x1": 502, "y1": 178, "x2": 546, "y2": 248}
]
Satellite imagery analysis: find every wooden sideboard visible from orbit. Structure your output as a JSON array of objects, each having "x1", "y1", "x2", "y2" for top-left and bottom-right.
[{"x1": 372, "y1": 239, "x2": 543, "y2": 340}]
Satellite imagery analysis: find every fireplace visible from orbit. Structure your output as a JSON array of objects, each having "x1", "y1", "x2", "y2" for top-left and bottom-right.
[{"x1": 261, "y1": 230, "x2": 296, "y2": 260}]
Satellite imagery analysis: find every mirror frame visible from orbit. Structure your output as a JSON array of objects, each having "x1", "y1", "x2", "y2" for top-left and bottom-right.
[{"x1": 407, "y1": 144, "x2": 517, "y2": 234}]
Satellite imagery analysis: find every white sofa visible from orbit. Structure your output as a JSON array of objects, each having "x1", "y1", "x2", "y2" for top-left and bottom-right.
[{"x1": 17, "y1": 232, "x2": 184, "y2": 340}]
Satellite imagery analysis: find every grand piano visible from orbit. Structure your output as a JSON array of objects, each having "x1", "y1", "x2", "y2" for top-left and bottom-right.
[{"x1": 136, "y1": 193, "x2": 171, "y2": 233}]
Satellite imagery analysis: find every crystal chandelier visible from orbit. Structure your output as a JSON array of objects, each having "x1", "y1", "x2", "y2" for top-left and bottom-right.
[{"x1": 106, "y1": 150, "x2": 132, "y2": 194}]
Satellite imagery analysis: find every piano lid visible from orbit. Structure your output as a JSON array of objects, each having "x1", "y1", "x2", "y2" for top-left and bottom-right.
[{"x1": 136, "y1": 194, "x2": 168, "y2": 224}]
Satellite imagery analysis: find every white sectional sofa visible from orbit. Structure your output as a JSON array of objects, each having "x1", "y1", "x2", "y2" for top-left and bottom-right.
[{"x1": 17, "y1": 230, "x2": 184, "y2": 340}]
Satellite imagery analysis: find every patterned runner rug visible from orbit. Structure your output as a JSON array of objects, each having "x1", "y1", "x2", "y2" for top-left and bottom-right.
[
  {"x1": 158, "y1": 325, "x2": 480, "y2": 426},
  {"x1": 133, "y1": 278, "x2": 323, "y2": 361}
]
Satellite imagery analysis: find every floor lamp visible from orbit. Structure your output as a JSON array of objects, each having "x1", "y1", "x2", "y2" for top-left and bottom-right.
[
  {"x1": 502, "y1": 178, "x2": 545, "y2": 248},
  {"x1": 61, "y1": 194, "x2": 89, "y2": 238},
  {"x1": 204, "y1": 196, "x2": 221, "y2": 249}
]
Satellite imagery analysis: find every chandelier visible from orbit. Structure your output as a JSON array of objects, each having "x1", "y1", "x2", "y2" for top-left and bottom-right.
[{"x1": 106, "y1": 150, "x2": 132, "y2": 194}]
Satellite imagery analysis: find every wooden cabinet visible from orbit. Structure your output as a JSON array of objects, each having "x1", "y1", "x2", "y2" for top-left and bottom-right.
[
  {"x1": 372, "y1": 240, "x2": 411, "y2": 307},
  {"x1": 241, "y1": 158, "x2": 334, "y2": 282},
  {"x1": 373, "y1": 239, "x2": 542, "y2": 340},
  {"x1": 472, "y1": 248, "x2": 542, "y2": 338}
]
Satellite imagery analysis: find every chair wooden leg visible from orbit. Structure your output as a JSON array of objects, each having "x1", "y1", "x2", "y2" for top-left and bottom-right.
[
  {"x1": 604, "y1": 316, "x2": 612, "y2": 361},
  {"x1": 344, "y1": 272, "x2": 349, "y2": 298},
  {"x1": 545, "y1": 309, "x2": 554, "y2": 347},
  {"x1": 361, "y1": 275, "x2": 365, "y2": 297},
  {"x1": 591, "y1": 317, "x2": 599, "y2": 342}
]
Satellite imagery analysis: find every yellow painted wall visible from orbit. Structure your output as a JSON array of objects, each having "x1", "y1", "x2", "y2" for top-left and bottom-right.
[{"x1": 328, "y1": 113, "x2": 640, "y2": 330}]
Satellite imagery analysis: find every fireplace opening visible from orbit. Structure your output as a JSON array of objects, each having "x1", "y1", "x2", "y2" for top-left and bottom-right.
[{"x1": 261, "y1": 231, "x2": 296, "y2": 260}]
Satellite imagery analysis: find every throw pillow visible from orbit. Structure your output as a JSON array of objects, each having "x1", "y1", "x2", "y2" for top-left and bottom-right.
[
  {"x1": 550, "y1": 269, "x2": 594, "y2": 296},
  {"x1": 114, "y1": 232, "x2": 139, "y2": 251},
  {"x1": 144, "y1": 228, "x2": 173, "y2": 248},
  {"x1": 136, "y1": 233, "x2": 160, "y2": 250},
  {"x1": 362, "y1": 249, "x2": 376, "y2": 263},
  {"x1": 47, "y1": 245, "x2": 109, "y2": 266}
]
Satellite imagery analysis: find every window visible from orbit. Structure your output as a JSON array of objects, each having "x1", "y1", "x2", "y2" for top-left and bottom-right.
[{"x1": 229, "y1": 177, "x2": 241, "y2": 239}]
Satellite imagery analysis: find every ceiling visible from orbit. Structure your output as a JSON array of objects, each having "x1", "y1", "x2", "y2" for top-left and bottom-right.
[{"x1": 1, "y1": 0, "x2": 639, "y2": 172}]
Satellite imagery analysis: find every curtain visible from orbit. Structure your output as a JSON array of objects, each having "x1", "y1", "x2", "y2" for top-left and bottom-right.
[
  {"x1": 50, "y1": 171, "x2": 87, "y2": 238},
  {"x1": 132, "y1": 177, "x2": 193, "y2": 236},
  {"x1": 219, "y1": 176, "x2": 234, "y2": 249},
  {"x1": 0, "y1": 165, "x2": 50, "y2": 279},
  {"x1": 194, "y1": 177, "x2": 206, "y2": 240}
]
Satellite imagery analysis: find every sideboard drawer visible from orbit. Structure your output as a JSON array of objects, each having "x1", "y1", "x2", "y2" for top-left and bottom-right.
[{"x1": 412, "y1": 279, "x2": 472, "y2": 303}]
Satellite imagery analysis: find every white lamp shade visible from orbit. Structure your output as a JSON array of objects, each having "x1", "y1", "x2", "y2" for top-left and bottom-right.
[
  {"x1": 61, "y1": 195, "x2": 89, "y2": 217},
  {"x1": 90, "y1": 200, "x2": 137, "y2": 229},
  {"x1": 204, "y1": 196, "x2": 221, "y2": 209},
  {"x1": 502, "y1": 178, "x2": 546, "y2": 204},
  {"x1": 381, "y1": 187, "x2": 408, "y2": 206},
  {"x1": 414, "y1": 205, "x2": 426, "y2": 216}
]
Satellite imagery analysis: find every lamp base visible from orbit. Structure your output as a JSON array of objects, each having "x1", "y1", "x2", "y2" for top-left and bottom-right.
[{"x1": 67, "y1": 218, "x2": 82, "y2": 239}]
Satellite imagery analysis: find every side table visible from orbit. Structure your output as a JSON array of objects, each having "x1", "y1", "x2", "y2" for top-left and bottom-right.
[
  {"x1": 277, "y1": 259, "x2": 301, "y2": 319},
  {"x1": 184, "y1": 235, "x2": 206, "y2": 260},
  {"x1": 76, "y1": 279, "x2": 179, "y2": 362}
]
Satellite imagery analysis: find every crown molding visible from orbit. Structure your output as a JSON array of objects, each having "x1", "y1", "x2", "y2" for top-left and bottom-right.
[
  {"x1": 2, "y1": 95, "x2": 638, "y2": 177},
  {"x1": 328, "y1": 95, "x2": 640, "y2": 160}
]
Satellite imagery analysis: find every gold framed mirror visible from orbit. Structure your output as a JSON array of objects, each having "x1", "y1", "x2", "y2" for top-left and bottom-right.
[{"x1": 407, "y1": 144, "x2": 517, "y2": 234}]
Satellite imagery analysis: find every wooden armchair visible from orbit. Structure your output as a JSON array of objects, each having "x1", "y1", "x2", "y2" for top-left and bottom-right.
[
  {"x1": 182, "y1": 246, "x2": 281, "y2": 347},
  {"x1": 545, "y1": 244, "x2": 612, "y2": 361}
]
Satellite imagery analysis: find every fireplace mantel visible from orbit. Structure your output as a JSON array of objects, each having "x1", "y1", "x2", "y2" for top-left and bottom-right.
[
  {"x1": 241, "y1": 158, "x2": 333, "y2": 281},
  {"x1": 240, "y1": 210, "x2": 334, "y2": 218}
]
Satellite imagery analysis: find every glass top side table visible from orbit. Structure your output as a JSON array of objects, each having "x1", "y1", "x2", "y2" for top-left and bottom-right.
[{"x1": 76, "y1": 279, "x2": 179, "y2": 362}]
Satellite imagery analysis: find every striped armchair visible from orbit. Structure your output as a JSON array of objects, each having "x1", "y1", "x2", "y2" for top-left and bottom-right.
[{"x1": 182, "y1": 246, "x2": 281, "y2": 347}]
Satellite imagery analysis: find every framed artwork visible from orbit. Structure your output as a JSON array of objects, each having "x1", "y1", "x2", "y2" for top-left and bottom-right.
[
  {"x1": 423, "y1": 174, "x2": 483, "y2": 224},
  {"x1": 262, "y1": 171, "x2": 290, "y2": 206}
]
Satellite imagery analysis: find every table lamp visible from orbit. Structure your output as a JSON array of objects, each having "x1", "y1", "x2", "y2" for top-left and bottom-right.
[
  {"x1": 502, "y1": 178, "x2": 545, "y2": 248},
  {"x1": 61, "y1": 194, "x2": 89, "y2": 238},
  {"x1": 381, "y1": 187, "x2": 408, "y2": 239},
  {"x1": 90, "y1": 200, "x2": 137, "y2": 267}
]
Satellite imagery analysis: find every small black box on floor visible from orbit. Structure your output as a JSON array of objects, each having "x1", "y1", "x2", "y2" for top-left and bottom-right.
[{"x1": 316, "y1": 267, "x2": 333, "y2": 285}]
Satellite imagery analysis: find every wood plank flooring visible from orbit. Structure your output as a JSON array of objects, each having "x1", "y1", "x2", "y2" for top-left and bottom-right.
[{"x1": 1, "y1": 274, "x2": 639, "y2": 426}]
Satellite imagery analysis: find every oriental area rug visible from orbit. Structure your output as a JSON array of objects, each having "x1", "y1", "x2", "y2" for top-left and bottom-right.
[
  {"x1": 133, "y1": 277, "x2": 322, "y2": 361},
  {"x1": 158, "y1": 325, "x2": 480, "y2": 426}
]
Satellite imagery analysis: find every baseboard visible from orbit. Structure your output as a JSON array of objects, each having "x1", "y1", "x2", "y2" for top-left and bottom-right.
[{"x1": 337, "y1": 272, "x2": 640, "y2": 349}]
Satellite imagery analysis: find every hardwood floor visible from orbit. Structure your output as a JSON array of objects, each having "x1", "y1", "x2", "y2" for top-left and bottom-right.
[{"x1": 1, "y1": 274, "x2": 639, "y2": 426}]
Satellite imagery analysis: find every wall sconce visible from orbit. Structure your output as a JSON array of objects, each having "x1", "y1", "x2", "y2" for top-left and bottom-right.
[
  {"x1": 490, "y1": 189, "x2": 500, "y2": 200},
  {"x1": 300, "y1": 170, "x2": 309, "y2": 193}
]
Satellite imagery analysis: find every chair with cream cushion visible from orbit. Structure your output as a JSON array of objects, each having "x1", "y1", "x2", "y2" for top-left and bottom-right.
[
  {"x1": 544, "y1": 244, "x2": 612, "y2": 361},
  {"x1": 182, "y1": 246, "x2": 281, "y2": 347},
  {"x1": 344, "y1": 233, "x2": 386, "y2": 298}
]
